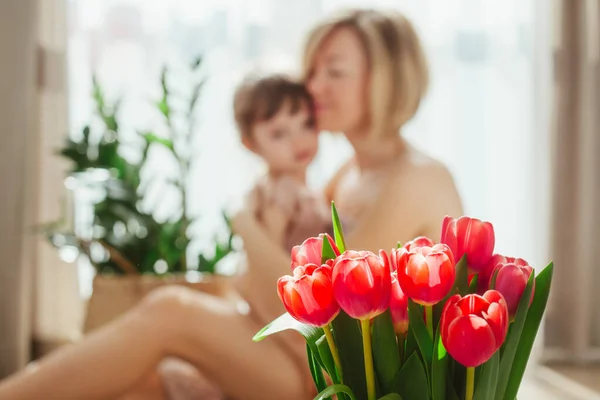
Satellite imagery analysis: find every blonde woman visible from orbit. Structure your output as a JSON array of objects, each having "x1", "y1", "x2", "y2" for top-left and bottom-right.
[{"x1": 0, "y1": 8, "x2": 462, "y2": 400}]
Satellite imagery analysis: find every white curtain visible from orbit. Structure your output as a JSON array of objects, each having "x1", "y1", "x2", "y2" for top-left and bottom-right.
[{"x1": 67, "y1": 0, "x2": 548, "y2": 289}]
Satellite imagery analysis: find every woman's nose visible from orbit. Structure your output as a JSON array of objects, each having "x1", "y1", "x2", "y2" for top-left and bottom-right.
[{"x1": 307, "y1": 73, "x2": 324, "y2": 98}]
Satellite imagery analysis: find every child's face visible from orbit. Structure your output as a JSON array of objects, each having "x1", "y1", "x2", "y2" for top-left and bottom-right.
[{"x1": 247, "y1": 101, "x2": 318, "y2": 175}]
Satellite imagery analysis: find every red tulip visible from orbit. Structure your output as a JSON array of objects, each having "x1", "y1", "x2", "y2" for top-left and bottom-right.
[
  {"x1": 390, "y1": 271, "x2": 409, "y2": 335},
  {"x1": 332, "y1": 250, "x2": 391, "y2": 320},
  {"x1": 403, "y1": 236, "x2": 435, "y2": 251},
  {"x1": 277, "y1": 264, "x2": 340, "y2": 327},
  {"x1": 441, "y1": 290, "x2": 509, "y2": 367},
  {"x1": 291, "y1": 233, "x2": 339, "y2": 269},
  {"x1": 393, "y1": 244, "x2": 456, "y2": 306},
  {"x1": 488, "y1": 256, "x2": 534, "y2": 317},
  {"x1": 441, "y1": 216, "x2": 495, "y2": 272}
]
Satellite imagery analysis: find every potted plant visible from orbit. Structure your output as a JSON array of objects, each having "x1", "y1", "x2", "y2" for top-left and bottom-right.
[{"x1": 42, "y1": 57, "x2": 238, "y2": 333}]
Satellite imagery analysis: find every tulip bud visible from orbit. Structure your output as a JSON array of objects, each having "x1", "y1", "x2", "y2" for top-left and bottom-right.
[
  {"x1": 440, "y1": 290, "x2": 509, "y2": 367},
  {"x1": 277, "y1": 264, "x2": 340, "y2": 327},
  {"x1": 390, "y1": 271, "x2": 409, "y2": 335},
  {"x1": 393, "y1": 243, "x2": 456, "y2": 306},
  {"x1": 489, "y1": 256, "x2": 534, "y2": 317},
  {"x1": 291, "y1": 233, "x2": 339, "y2": 269},
  {"x1": 332, "y1": 250, "x2": 391, "y2": 320},
  {"x1": 441, "y1": 216, "x2": 495, "y2": 272}
]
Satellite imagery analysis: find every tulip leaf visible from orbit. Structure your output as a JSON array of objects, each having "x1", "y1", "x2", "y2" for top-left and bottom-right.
[
  {"x1": 473, "y1": 351, "x2": 499, "y2": 400},
  {"x1": 372, "y1": 310, "x2": 401, "y2": 393},
  {"x1": 493, "y1": 273, "x2": 535, "y2": 400},
  {"x1": 316, "y1": 334, "x2": 341, "y2": 384},
  {"x1": 404, "y1": 326, "x2": 418, "y2": 363},
  {"x1": 322, "y1": 236, "x2": 338, "y2": 265},
  {"x1": 331, "y1": 311, "x2": 367, "y2": 400},
  {"x1": 503, "y1": 262, "x2": 554, "y2": 400},
  {"x1": 469, "y1": 274, "x2": 479, "y2": 294},
  {"x1": 408, "y1": 299, "x2": 433, "y2": 379},
  {"x1": 432, "y1": 327, "x2": 449, "y2": 400},
  {"x1": 391, "y1": 352, "x2": 430, "y2": 400},
  {"x1": 455, "y1": 255, "x2": 469, "y2": 295},
  {"x1": 330, "y1": 202, "x2": 347, "y2": 253},
  {"x1": 446, "y1": 368, "x2": 461, "y2": 400},
  {"x1": 314, "y1": 384, "x2": 357, "y2": 400},
  {"x1": 308, "y1": 344, "x2": 329, "y2": 394},
  {"x1": 253, "y1": 312, "x2": 325, "y2": 369},
  {"x1": 378, "y1": 394, "x2": 404, "y2": 400}
]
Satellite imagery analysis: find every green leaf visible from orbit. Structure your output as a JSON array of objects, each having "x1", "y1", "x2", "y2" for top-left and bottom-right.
[
  {"x1": 330, "y1": 202, "x2": 347, "y2": 253},
  {"x1": 469, "y1": 274, "x2": 479, "y2": 294},
  {"x1": 455, "y1": 255, "x2": 469, "y2": 295},
  {"x1": 408, "y1": 299, "x2": 433, "y2": 379},
  {"x1": 473, "y1": 352, "x2": 499, "y2": 400},
  {"x1": 391, "y1": 352, "x2": 429, "y2": 400},
  {"x1": 493, "y1": 272, "x2": 535, "y2": 400},
  {"x1": 503, "y1": 262, "x2": 554, "y2": 400},
  {"x1": 308, "y1": 344, "x2": 328, "y2": 395},
  {"x1": 314, "y1": 384, "x2": 357, "y2": 400},
  {"x1": 331, "y1": 311, "x2": 367, "y2": 400},
  {"x1": 404, "y1": 326, "x2": 418, "y2": 363},
  {"x1": 432, "y1": 327, "x2": 449, "y2": 400},
  {"x1": 253, "y1": 312, "x2": 323, "y2": 357},
  {"x1": 142, "y1": 132, "x2": 174, "y2": 151},
  {"x1": 321, "y1": 236, "x2": 338, "y2": 264},
  {"x1": 316, "y1": 334, "x2": 340, "y2": 384},
  {"x1": 378, "y1": 394, "x2": 403, "y2": 400},
  {"x1": 372, "y1": 310, "x2": 401, "y2": 393}
]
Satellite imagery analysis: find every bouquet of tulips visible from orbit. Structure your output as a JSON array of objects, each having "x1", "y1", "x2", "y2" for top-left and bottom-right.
[{"x1": 254, "y1": 204, "x2": 553, "y2": 400}]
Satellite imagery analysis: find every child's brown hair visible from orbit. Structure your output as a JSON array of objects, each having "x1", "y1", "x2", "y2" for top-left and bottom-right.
[{"x1": 233, "y1": 74, "x2": 313, "y2": 138}]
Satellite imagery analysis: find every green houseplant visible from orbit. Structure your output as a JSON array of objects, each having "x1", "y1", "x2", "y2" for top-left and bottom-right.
[{"x1": 43, "y1": 57, "x2": 237, "y2": 332}]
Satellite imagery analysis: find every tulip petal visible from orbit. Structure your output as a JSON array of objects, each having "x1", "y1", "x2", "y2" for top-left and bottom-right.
[{"x1": 444, "y1": 315, "x2": 497, "y2": 367}]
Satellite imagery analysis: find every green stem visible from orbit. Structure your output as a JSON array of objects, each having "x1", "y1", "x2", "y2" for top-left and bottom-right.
[
  {"x1": 360, "y1": 319, "x2": 376, "y2": 400},
  {"x1": 466, "y1": 367, "x2": 475, "y2": 400},
  {"x1": 396, "y1": 333, "x2": 405, "y2": 364},
  {"x1": 426, "y1": 306, "x2": 433, "y2": 338},
  {"x1": 324, "y1": 324, "x2": 343, "y2": 382}
]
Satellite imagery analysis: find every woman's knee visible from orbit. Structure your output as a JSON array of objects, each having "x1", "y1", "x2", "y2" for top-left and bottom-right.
[{"x1": 136, "y1": 285, "x2": 198, "y2": 327}]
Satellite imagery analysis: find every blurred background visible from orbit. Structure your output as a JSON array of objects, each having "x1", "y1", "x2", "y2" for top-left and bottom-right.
[{"x1": 0, "y1": 0, "x2": 599, "y2": 398}]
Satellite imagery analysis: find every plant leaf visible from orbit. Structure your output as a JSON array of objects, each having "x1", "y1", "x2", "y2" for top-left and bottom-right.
[
  {"x1": 503, "y1": 262, "x2": 554, "y2": 400},
  {"x1": 253, "y1": 312, "x2": 324, "y2": 358},
  {"x1": 322, "y1": 236, "x2": 338, "y2": 264},
  {"x1": 372, "y1": 310, "x2": 401, "y2": 393},
  {"x1": 404, "y1": 326, "x2": 418, "y2": 363},
  {"x1": 432, "y1": 326, "x2": 449, "y2": 400},
  {"x1": 469, "y1": 274, "x2": 479, "y2": 294},
  {"x1": 308, "y1": 344, "x2": 328, "y2": 395},
  {"x1": 473, "y1": 351, "x2": 499, "y2": 400},
  {"x1": 493, "y1": 272, "x2": 535, "y2": 400},
  {"x1": 455, "y1": 255, "x2": 469, "y2": 295},
  {"x1": 391, "y1": 352, "x2": 429, "y2": 400},
  {"x1": 330, "y1": 202, "x2": 347, "y2": 253},
  {"x1": 408, "y1": 299, "x2": 433, "y2": 380},
  {"x1": 142, "y1": 132, "x2": 174, "y2": 151},
  {"x1": 378, "y1": 394, "x2": 404, "y2": 400},
  {"x1": 314, "y1": 384, "x2": 357, "y2": 400},
  {"x1": 316, "y1": 334, "x2": 340, "y2": 384},
  {"x1": 331, "y1": 311, "x2": 367, "y2": 400}
]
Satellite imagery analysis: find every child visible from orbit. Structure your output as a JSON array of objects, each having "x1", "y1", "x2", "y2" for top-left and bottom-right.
[{"x1": 233, "y1": 73, "x2": 331, "y2": 251}]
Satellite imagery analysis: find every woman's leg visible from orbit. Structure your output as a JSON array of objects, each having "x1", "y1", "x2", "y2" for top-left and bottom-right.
[{"x1": 0, "y1": 285, "x2": 308, "y2": 400}]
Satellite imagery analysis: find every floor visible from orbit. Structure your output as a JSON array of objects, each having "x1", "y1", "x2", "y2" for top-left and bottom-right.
[
  {"x1": 546, "y1": 363, "x2": 600, "y2": 397},
  {"x1": 522, "y1": 366, "x2": 600, "y2": 400}
]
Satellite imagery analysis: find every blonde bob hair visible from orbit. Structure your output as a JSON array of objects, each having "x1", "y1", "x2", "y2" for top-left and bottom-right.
[{"x1": 303, "y1": 9, "x2": 429, "y2": 137}]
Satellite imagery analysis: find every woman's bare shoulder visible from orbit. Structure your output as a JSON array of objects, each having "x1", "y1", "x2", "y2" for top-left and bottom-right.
[{"x1": 387, "y1": 145, "x2": 464, "y2": 239}]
